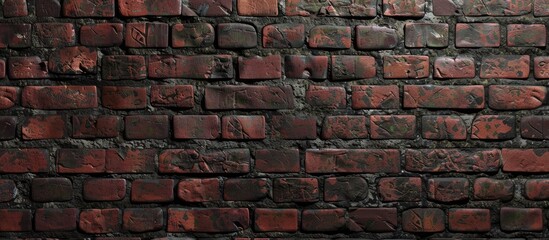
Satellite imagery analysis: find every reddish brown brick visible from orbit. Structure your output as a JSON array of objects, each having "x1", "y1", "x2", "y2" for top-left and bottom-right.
[
  {"x1": 172, "y1": 23, "x2": 214, "y2": 48},
  {"x1": 3, "y1": 0, "x2": 28, "y2": 17},
  {"x1": 422, "y1": 116, "x2": 467, "y2": 140},
  {"x1": 118, "y1": 0, "x2": 182, "y2": 16},
  {"x1": 463, "y1": 0, "x2": 531, "y2": 16},
  {"x1": 83, "y1": 178, "x2": 126, "y2": 201},
  {"x1": 32, "y1": 178, "x2": 72, "y2": 202},
  {"x1": 0, "y1": 59, "x2": 5, "y2": 78},
  {"x1": 351, "y1": 85, "x2": 399, "y2": 109},
  {"x1": 500, "y1": 208, "x2": 542, "y2": 232},
  {"x1": 167, "y1": 208, "x2": 249, "y2": 232},
  {"x1": 284, "y1": 55, "x2": 328, "y2": 79},
  {"x1": 148, "y1": 55, "x2": 233, "y2": 79},
  {"x1": 383, "y1": 55, "x2": 429, "y2": 79},
  {"x1": 480, "y1": 55, "x2": 530, "y2": 79},
  {"x1": 63, "y1": 0, "x2": 114, "y2": 17},
  {"x1": 534, "y1": 56, "x2": 549, "y2": 79},
  {"x1": 48, "y1": 46, "x2": 97, "y2": 74},
  {"x1": 125, "y1": 22, "x2": 169, "y2": 48},
  {"x1": 404, "y1": 85, "x2": 485, "y2": 109},
  {"x1": 271, "y1": 115, "x2": 317, "y2": 140},
  {"x1": 448, "y1": 209, "x2": 491, "y2": 232},
  {"x1": 521, "y1": 116, "x2": 549, "y2": 139},
  {"x1": 0, "y1": 209, "x2": 32, "y2": 231},
  {"x1": 22, "y1": 115, "x2": 66, "y2": 140},
  {"x1": 273, "y1": 178, "x2": 318, "y2": 203},
  {"x1": 255, "y1": 149, "x2": 300, "y2": 173},
  {"x1": 302, "y1": 209, "x2": 346, "y2": 232},
  {"x1": 8, "y1": 56, "x2": 48, "y2": 79},
  {"x1": 123, "y1": 208, "x2": 164, "y2": 233},
  {"x1": 238, "y1": 0, "x2": 278, "y2": 16},
  {"x1": 131, "y1": 179, "x2": 174, "y2": 203},
  {"x1": 34, "y1": 23, "x2": 75, "y2": 47},
  {"x1": 433, "y1": 0, "x2": 461, "y2": 15},
  {"x1": 35, "y1": 208, "x2": 78, "y2": 232},
  {"x1": 57, "y1": 149, "x2": 105, "y2": 173},
  {"x1": 405, "y1": 23, "x2": 449, "y2": 48},
  {"x1": 0, "y1": 179, "x2": 16, "y2": 202},
  {"x1": 370, "y1": 115, "x2": 416, "y2": 139},
  {"x1": 254, "y1": 209, "x2": 298, "y2": 232},
  {"x1": 285, "y1": 0, "x2": 376, "y2": 16},
  {"x1": 356, "y1": 25, "x2": 398, "y2": 50},
  {"x1": 173, "y1": 115, "x2": 219, "y2": 139},
  {"x1": 308, "y1": 26, "x2": 351, "y2": 49},
  {"x1": 79, "y1": 209, "x2": 120, "y2": 234},
  {"x1": 456, "y1": 23, "x2": 500, "y2": 47},
  {"x1": 150, "y1": 85, "x2": 194, "y2": 108},
  {"x1": 488, "y1": 85, "x2": 546, "y2": 110},
  {"x1": 434, "y1": 56, "x2": 476, "y2": 79},
  {"x1": 378, "y1": 177, "x2": 422, "y2": 202},
  {"x1": 507, "y1": 24, "x2": 546, "y2": 47},
  {"x1": 22, "y1": 86, "x2": 97, "y2": 109},
  {"x1": 224, "y1": 178, "x2": 269, "y2": 201},
  {"x1": 305, "y1": 149, "x2": 400, "y2": 173},
  {"x1": 471, "y1": 115, "x2": 516, "y2": 140},
  {"x1": 348, "y1": 208, "x2": 397, "y2": 232},
  {"x1": 102, "y1": 86, "x2": 147, "y2": 110},
  {"x1": 405, "y1": 149, "x2": 502, "y2": 173},
  {"x1": 263, "y1": 24, "x2": 304, "y2": 48},
  {"x1": 222, "y1": 115, "x2": 265, "y2": 140},
  {"x1": 324, "y1": 177, "x2": 368, "y2": 202},
  {"x1": 0, "y1": 149, "x2": 49, "y2": 173},
  {"x1": 523, "y1": 179, "x2": 549, "y2": 200},
  {"x1": 402, "y1": 208, "x2": 445, "y2": 233},
  {"x1": 106, "y1": 148, "x2": 156, "y2": 173},
  {"x1": 159, "y1": 149, "x2": 250, "y2": 174},
  {"x1": 427, "y1": 178, "x2": 469, "y2": 202},
  {"x1": 102, "y1": 55, "x2": 147, "y2": 80},
  {"x1": 0, "y1": 23, "x2": 31, "y2": 48},
  {"x1": 36, "y1": 0, "x2": 61, "y2": 17},
  {"x1": 205, "y1": 85, "x2": 294, "y2": 110},
  {"x1": 383, "y1": 0, "x2": 425, "y2": 16},
  {"x1": 178, "y1": 178, "x2": 221, "y2": 202},
  {"x1": 331, "y1": 55, "x2": 376, "y2": 80},
  {"x1": 72, "y1": 115, "x2": 121, "y2": 138},
  {"x1": 473, "y1": 177, "x2": 514, "y2": 201},
  {"x1": 80, "y1": 23, "x2": 124, "y2": 47},
  {"x1": 502, "y1": 148, "x2": 549, "y2": 172},
  {"x1": 306, "y1": 85, "x2": 346, "y2": 109},
  {"x1": 217, "y1": 23, "x2": 257, "y2": 49},
  {"x1": 185, "y1": 0, "x2": 232, "y2": 16},
  {"x1": 125, "y1": 115, "x2": 169, "y2": 140},
  {"x1": 0, "y1": 87, "x2": 17, "y2": 109},
  {"x1": 535, "y1": 0, "x2": 549, "y2": 16},
  {"x1": 321, "y1": 116, "x2": 368, "y2": 140},
  {"x1": 238, "y1": 55, "x2": 282, "y2": 80}
]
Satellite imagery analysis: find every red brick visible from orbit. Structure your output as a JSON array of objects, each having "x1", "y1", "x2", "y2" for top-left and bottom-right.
[
  {"x1": 351, "y1": 85, "x2": 399, "y2": 109},
  {"x1": 404, "y1": 85, "x2": 485, "y2": 109},
  {"x1": 22, "y1": 115, "x2": 66, "y2": 140},
  {"x1": 427, "y1": 178, "x2": 469, "y2": 202},
  {"x1": 455, "y1": 23, "x2": 500, "y2": 47},
  {"x1": 131, "y1": 179, "x2": 174, "y2": 203},
  {"x1": 463, "y1": 0, "x2": 531, "y2": 16},
  {"x1": 3, "y1": 0, "x2": 28, "y2": 17},
  {"x1": 263, "y1": 24, "x2": 304, "y2": 48},
  {"x1": 222, "y1": 115, "x2": 265, "y2": 140},
  {"x1": 35, "y1": 0, "x2": 61, "y2": 17},
  {"x1": 173, "y1": 115, "x2": 219, "y2": 139},
  {"x1": 284, "y1": 55, "x2": 328, "y2": 79},
  {"x1": 422, "y1": 115, "x2": 467, "y2": 140},
  {"x1": 500, "y1": 208, "x2": 543, "y2": 232},
  {"x1": 480, "y1": 55, "x2": 530, "y2": 79},
  {"x1": 83, "y1": 178, "x2": 126, "y2": 201},
  {"x1": 255, "y1": 149, "x2": 300, "y2": 173},
  {"x1": 22, "y1": 86, "x2": 97, "y2": 109},
  {"x1": 34, "y1": 23, "x2": 75, "y2": 47},
  {"x1": 378, "y1": 177, "x2": 421, "y2": 202},
  {"x1": 125, "y1": 115, "x2": 169, "y2": 140},
  {"x1": 534, "y1": 56, "x2": 549, "y2": 79},
  {"x1": 302, "y1": 209, "x2": 346, "y2": 232},
  {"x1": 125, "y1": 22, "x2": 169, "y2": 48},
  {"x1": 102, "y1": 86, "x2": 147, "y2": 110},
  {"x1": 123, "y1": 208, "x2": 164, "y2": 233},
  {"x1": 434, "y1": 56, "x2": 476, "y2": 79},
  {"x1": 308, "y1": 25, "x2": 351, "y2": 49},
  {"x1": 471, "y1": 115, "x2": 516, "y2": 140},
  {"x1": 118, "y1": 0, "x2": 181, "y2": 16},
  {"x1": 473, "y1": 177, "x2": 514, "y2": 201},
  {"x1": 273, "y1": 178, "x2": 318, "y2": 203},
  {"x1": 48, "y1": 46, "x2": 97, "y2": 74},
  {"x1": 79, "y1": 209, "x2": 120, "y2": 234},
  {"x1": 370, "y1": 115, "x2": 416, "y2": 139},
  {"x1": 177, "y1": 178, "x2": 221, "y2": 202},
  {"x1": 433, "y1": 0, "x2": 460, "y2": 15},
  {"x1": 522, "y1": 179, "x2": 549, "y2": 200},
  {"x1": 0, "y1": 209, "x2": 32, "y2": 231},
  {"x1": 56, "y1": 149, "x2": 105, "y2": 173},
  {"x1": 348, "y1": 208, "x2": 397, "y2": 232},
  {"x1": 238, "y1": 55, "x2": 282, "y2": 80},
  {"x1": 72, "y1": 115, "x2": 121, "y2": 138},
  {"x1": 0, "y1": 116, "x2": 16, "y2": 140},
  {"x1": 224, "y1": 178, "x2": 269, "y2": 201},
  {"x1": 488, "y1": 85, "x2": 546, "y2": 110},
  {"x1": 102, "y1": 55, "x2": 147, "y2": 80},
  {"x1": 331, "y1": 55, "x2": 376, "y2": 80},
  {"x1": 106, "y1": 148, "x2": 156, "y2": 173},
  {"x1": 448, "y1": 209, "x2": 491, "y2": 232},
  {"x1": 205, "y1": 85, "x2": 294, "y2": 110},
  {"x1": 356, "y1": 25, "x2": 398, "y2": 50},
  {"x1": 148, "y1": 55, "x2": 233, "y2": 79},
  {"x1": 185, "y1": 0, "x2": 232, "y2": 16},
  {"x1": 321, "y1": 116, "x2": 368, "y2": 140},
  {"x1": 503, "y1": 148, "x2": 549, "y2": 172},
  {"x1": 35, "y1": 208, "x2": 78, "y2": 231},
  {"x1": 8, "y1": 56, "x2": 48, "y2": 79},
  {"x1": 383, "y1": 0, "x2": 425, "y2": 16},
  {"x1": 271, "y1": 115, "x2": 317, "y2": 140},
  {"x1": 535, "y1": 0, "x2": 549, "y2": 16},
  {"x1": 521, "y1": 116, "x2": 549, "y2": 139},
  {"x1": 159, "y1": 149, "x2": 250, "y2": 174},
  {"x1": 405, "y1": 149, "x2": 502, "y2": 173},
  {"x1": 285, "y1": 0, "x2": 376, "y2": 16},
  {"x1": 167, "y1": 208, "x2": 250, "y2": 232},
  {"x1": 0, "y1": 179, "x2": 16, "y2": 202},
  {"x1": 172, "y1": 23, "x2": 214, "y2": 48},
  {"x1": 238, "y1": 0, "x2": 278, "y2": 16},
  {"x1": 31, "y1": 178, "x2": 72, "y2": 202},
  {"x1": 402, "y1": 208, "x2": 445, "y2": 233},
  {"x1": 507, "y1": 24, "x2": 546, "y2": 47},
  {"x1": 254, "y1": 209, "x2": 298, "y2": 232},
  {"x1": 0, "y1": 149, "x2": 49, "y2": 173},
  {"x1": 324, "y1": 177, "x2": 368, "y2": 202},
  {"x1": 80, "y1": 23, "x2": 124, "y2": 47},
  {"x1": 63, "y1": 0, "x2": 114, "y2": 17},
  {"x1": 306, "y1": 85, "x2": 346, "y2": 109},
  {"x1": 150, "y1": 85, "x2": 194, "y2": 108},
  {"x1": 0, "y1": 23, "x2": 31, "y2": 48},
  {"x1": 0, "y1": 87, "x2": 17, "y2": 109},
  {"x1": 405, "y1": 23, "x2": 449, "y2": 48},
  {"x1": 217, "y1": 23, "x2": 257, "y2": 49},
  {"x1": 383, "y1": 55, "x2": 429, "y2": 79},
  {"x1": 306, "y1": 149, "x2": 400, "y2": 173}
]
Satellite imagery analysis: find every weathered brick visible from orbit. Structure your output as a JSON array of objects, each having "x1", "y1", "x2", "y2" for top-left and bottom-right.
[
  {"x1": 159, "y1": 149, "x2": 250, "y2": 174},
  {"x1": 383, "y1": 55, "x2": 429, "y2": 79},
  {"x1": 102, "y1": 55, "x2": 147, "y2": 80},
  {"x1": 286, "y1": 0, "x2": 376, "y2": 16},
  {"x1": 57, "y1": 149, "x2": 105, "y2": 173},
  {"x1": 404, "y1": 85, "x2": 485, "y2": 109},
  {"x1": 31, "y1": 178, "x2": 72, "y2": 202},
  {"x1": 422, "y1": 115, "x2": 467, "y2": 140},
  {"x1": 118, "y1": 0, "x2": 182, "y2": 16},
  {"x1": 81, "y1": 23, "x2": 123, "y2": 47},
  {"x1": 525, "y1": 179, "x2": 549, "y2": 200},
  {"x1": 150, "y1": 85, "x2": 193, "y2": 108},
  {"x1": 0, "y1": 59, "x2": 5, "y2": 78},
  {"x1": 3, "y1": 0, "x2": 28, "y2": 17},
  {"x1": 123, "y1": 208, "x2": 164, "y2": 233},
  {"x1": 224, "y1": 178, "x2": 269, "y2": 201},
  {"x1": 0, "y1": 87, "x2": 17, "y2": 109},
  {"x1": 185, "y1": 0, "x2": 232, "y2": 16},
  {"x1": 448, "y1": 209, "x2": 491, "y2": 232},
  {"x1": 0, "y1": 179, "x2": 17, "y2": 202},
  {"x1": 22, "y1": 115, "x2": 66, "y2": 140},
  {"x1": 0, "y1": 24, "x2": 31, "y2": 48},
  {"x1": 148, "y1": 55, "x2": 233, "y2": 79},
  {"x1": 356, "y1": 25, "x2": 398, "y2": 50},
  {"x1": 402, "y1": 208, "x2": 445, "y2": 233},
  {"x1": 405, "y1": 23, "x2": 449, "y2": 48},
  {"x1": 22, "y1": 86, "x2": 97, "y2": 109},
  {"x1": 205, "y1": 85, "x2": 294, "y2": 110},
  {"x1": 534, "y1": 56, "x2": 549, "y2": 79},
  {"x1": 535, "y1": 0, "x2": 549, "y2": 16},
  {"x1": 521, "y1": 116, "x2": 549, "y2": 139},
  {"x1": 434, "y1": 56, "x2": 476, "y2": 79},
  {"x1": 405, "y1": 149, "x2": 502, "y2": 172},
  {"x1": 178, "y1": 178, "x2": 221, "y2": 202},
  {"x1": 124, "y1": 115, "x2": 169, "y2": 140},
  {"x1": 348, "y1": 208, "x2": 397, "y2": 232},
  {"x1": 238, "y1": 55, "x2": 282, "y2": 80},
  {"x1": 131, "y1": 179, "x2": 174, "y2": 203},
  {"x1": 36, "y1": 0, "x2": 61, "y2": 17},
  {"x1": 8, "y1": 56, "x2": 49, "y2": 79},
  {"x1": 83, "y1": 178, "x2": 126, "y2": 201},
  {"x1": 102, "y1": 86, "x2": 147, "y2": 110},
  {"x1": 488, "y1": 85, "x2": 546, "y2": 110},
  {"x1": 217, "y1": 23, "x2": 257, "y2": 49},
  {"x1": 480, "y1": 55, "x2": 530, "y2": 79},
  {"x1": 72, "y1": 115, "x2": 121, "y2": 138},
  {"x1": 322, "y1": 116, "x2": 368, "y2": 140},
  {"x1": 48, "y1": 46, "x2": 97, "y2": 74},
  {"x1": 378, "y1": 177, "x2": 422, "y2": 202},
  {"x1": 427, "y1": 178, "x2": 469, "y2": 202},
  {"x1": 222, "y1": 115, "x2": 265, "y2": 140},
  {"x1": 503, "y1": 148, "x2": 549, "y2": 172},
  {"x1": 173, "y1": 115, "x2": 220, "y2": 139},
  {"x1": 34, "y1": 23, "x2": 75, "y2": 47},
  {"x1": 383, "y1": 0, "x2": 425, "y2": 16},
  {"x1": 456, "y1": 23, "x2": 500, "y2": 47},
  {"x1": 351, "y1": 85, "x2": 399, "y2": 109},
  {"x1": 331, "y1": 55, "x2": 376, "y2": 80},
  {"x1": 302, "y1": 209, "x2": 346, "y2": 232},
  {"x1": 473, "y1": 177, "x2": 514, "y2": 201},
  {"x1": 167, "y1": 208, "x2": 250, "y2": 232},
  {"x1": 305, "y1": 149, "x2": 400, "y2": 173},
  {"x1": 0, "y1": 116, "x2": 16, "y2": 140},
  {"x1": 463, "y1": 0, "x2": 531, "y2": 16},
  {"x1": 433, "y1": 0, "x2": 461, "y2": 15},
  {"x1": 63, "y1": 0, "x2": 114, "y2": 17},
  {"x1": 35, "y1": 208, "x2": 78, "y2": 231},
  {"x1": 271, "y1": 115, "x2": 317, "y2": 140},
  {"x1": 507, "y1": 24, "x2": 546, "y2": 47},
  {"x1": 238, "y1": 0, "x2": 278, "y2": 16},
  {"x1": 263, "y1": 24, "x2": 304, "y2": 48},
  {"x1": 273, "y1": 178, "x2": 318, "y2": 203},
  {"x1": 308, "y1": 26, "x2": 351, "y2": 49},
  {"x1": 370, "y1": 115, "x2": 416, "y2": 139},
  {"x1": 254, "y1": 209, "x2": 298, "y2": 232},
  {"x1": 324, "y1": 177, "x2": 368, "y2": 202},
  {"x1": 125, "y1": 22, "x2": 169, "y2": 48},
  {"x1": 284, "y1": 55, "x2": 328, "y2": 79},
  {"x1": 172, "y1": 23, "x2": 214, "y2": 48},
  {"x1": 79, "y1": 209, "x2": 120, "y2": 234},
  {"x1": 500, "y1": 208, "x2": 543, "y2": 232},
  {"x1": 0, "y1": 149, "x2": 49, "y2": 173},
  {"x1": 106, "y1": 148, "x2": 156, "y2": 173},
  {"x1": 0, "y1": 209, "x2": 32, "y2": 231},
  {"x1": 255, "y1": 149, "x2": 300, "y2": 173},
  {"x1": 471, "y1": 115, "x2": 516, "y2": 140},
  {"x1": 306, "y1": 85, "x2": 346, "y2": 109}
]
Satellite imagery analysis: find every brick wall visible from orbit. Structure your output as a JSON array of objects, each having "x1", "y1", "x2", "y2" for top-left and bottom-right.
[{"x1": 0, "y1": 0, "x2": 548, "y2": 239}]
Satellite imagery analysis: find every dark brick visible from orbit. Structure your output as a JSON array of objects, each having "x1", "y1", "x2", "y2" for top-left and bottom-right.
[
  {"x1": 131, "y1": 179, "x2": 174, "y2": 203},
  {"x1": 405, "y1": 149, "x2": 502, "y2": 173},
  {"x1": 35, "y1": 208, "x2": 78, "y2": 232},
  {"x1": 507, "y1": 24, "x2": 546, "y2": 47},
  {"x1": 404, "y1": 85, "x2": 485, "y2": 109},
  {"x1": 159, "y1": 149, "x2": 250, "y2": 174},
  {"x1": 178, "y1": 178, "x2": 221, "y2": 202},
  {"x1": 471, "y1": 115, "x2": 516, "y2": 140},
  {"x1": 405, "y1": 23, "x2": 449, "y2": 48},
  {"x1": 463, "y1": 0, "x2": 531, "y2": 16},
  {"x1": 56, "y1": 149, "x2": 106, "y2": 173},
  {"x1": 321, "y1": 116, "x2": 368, "y2": 140},
  {"x1": 0, "y1": 179, "x2": 16, "y2": 202},
  {"x1": 370, "y1": 115, "x2": 416, "y2": 139},
  {"x1": 306, "y1": 85, "x2": 346, "y2": 109},
  {"x1": 34, "y1": 23, "x2": 75, "y2": 47},
  {"x1": 185, "y1": 0, "x2": 232, "y2": 16},
  {"x1": 473, "y1": 178, "x2": 514, "y2": 201},
  {"x1": 72, "y1": 115, "x2": 121, "y2": 138},
  {"x1": 172, "y1": 23, "x2": 214, "y2": 48},
  {"x1": 356, "y1": 25, "x2": 398, "y2": 50},
  {"x1": 383, "y1": 55, "x2": 429, "y2": 79},
  {"x1": 448, "y1": 209, "x2": 491, "y2": 232},
  {"x1": 272, "y1": 115, "x2": 317, "y2": 140},
  {"x1": 217, "y1": 23, "x2": 257, "y2": 49},
  {"x1": 255, "y1": 149, "x2": 300, "y2": 173},
  {"x1": 427, "y1": 178, "x2": 469, "y2": 202},
  {"x1": 0, "y1": 87, "x2": 17, "y2": 110},
  {"x1": 151, "y1": 85, "x2": 194, "y2": 108},
  {"x1": 331, "y1": 55, "x2": 376, "y2": 80},
  {"x1": 284, "y1": 55, "x2": 328, "y2": 79},
  {"x1": 80, "y1": 23, "x2": 124, "y2": 47},
  {"x1": 102, "y1": 55, "x2": 147, "y2": 80},
  {"x1": 125, "y1": 22, "x2": 169, "y2": 48},
  {"x1": 273, "y1": 178, "x2": 318, "y2": 203},
  {"x1": 22, "y1": 86, "x2": 97, "y2": 109},
  {"x1": 123, "y1": 208, "x2": 164, "y2": 233},
  {"x1": 8, "y1": 56, "x2": 48, "y2": 79},
  {"x1": 31, "y1": 178, "x2": 72, "y2": 202},
  {"x1": 173, "y1": 115, "x2": 219, "y2": 139},
  {"x1": 422, "y1": 115, "x2": 467, "y2": 140},
  {"x1": 148, "y1": 55, "x2": 233, "y2": 79},
  {"x1": 79, "y1": 209, "x2": 120, "y2": 234},
  {"x1": 254, "y1": 209, "x2": 298, "y2": 232},
  {"x1": 3, "y1": 0, "x2": 28, "y2": 17},
  {"x1": 351, "y1": 85, "x2": 399, "y2": 109},
  {"x1": 222, "y1": 115, "x2": 265, "y2": 140},
  {"x1": 22, "y1": 115, "x2": 66, "y2": 140},
  {"x1": 286, "y1": 0, "x2": 376, "y2": 16},
  {"x1": 324, "y1": 177, "x2": 368, "y2": 202},
  {"x1": 488, "y1": 85, "x2": 546, "y2": 110},
  {"x1": 83, "y1": 178, "x2": 126, "y2": 201},
  {"x1": 0, "y1": 24, "x2": 31, "y2": 48},
  {"x1": 524, "y1": 179, "x2": 549, "y2": 200},
  {"x1": 0, "y1": 149, "x2": 49, "y2": 173},
  {"x1": 308, "y1": 25, "x2": 351, "y2": 49},
  {"x1": 348, "y1": 208, "x2": 397, "y2": 232},
  {"x1": 456, "y1": 23, "x2": 500, "y2": 47},
  {"x1": 102, "y1": 86, "x2": 147, "y2": 110},
  {"x1": 63, "y1": 0, "x2": 114, "y2": 17},
  {"x1": 48, "y1": 46, "x2": 97, "y2": 74},
  {"x1": 36, "y1": 0, "x2": 61, "y2": 17},
  {"x1": 433, "y1": 0, "x2": 461, "y2": 15},
  {"x1": 167, "y1": 208, "x2": 249, "y2": 232},
  {"x1": 306, "y1": 149, "x2": 400, "y2": 173},
  {"x1": 125, "y1": 115, "x2": 169, "y2": 140},
  {"x1": 402, "y1": 208, "x2": 445, "y2": 233},
  {"x1": 0, "y1": 209, "x2": 32, "y2": 231},
  {"x1": 0, "y1": 116, "x2": 16, "y2": 140},
  {"x1": 263, "y1": 24, "x2": 305, "y2": 48},
  {"x1": 480, "y1": 55, "x2": 530, "y2": 79},
  {"x1": 118, "y1": 0, "x2": 182, "y2": 16},
  {"x1": 224, "y1": 178, "x2": 269, "y2": 201},
  {"x1": 500, "y1": 208, "x2": 542, "y2": 232},
  {"x1": 106, "y1": 148, "x2": 156, "y2": 173},
  {"x1": 383, "y1": 0, "x2": 425, "y2": 16},
  {"x1": 378, "y1": 177, "x2": 422, "y2": 202},
  {"x1": 205, "y1": 85, "x2": 294, "y2": 110},
  {"x1": 521, "y1": 116, "x2": 549, "y2": 139},
  {"x1": 302, "y1": 209, "x2": 346, "y2": 232}
]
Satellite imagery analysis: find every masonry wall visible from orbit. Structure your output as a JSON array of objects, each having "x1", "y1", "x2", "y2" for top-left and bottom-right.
[{"x1": 0, "y1": 0, "x2": 548, "y2": 239}]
